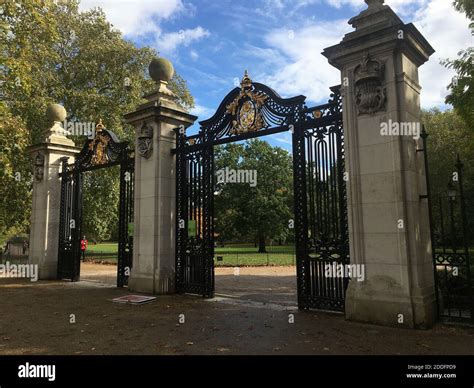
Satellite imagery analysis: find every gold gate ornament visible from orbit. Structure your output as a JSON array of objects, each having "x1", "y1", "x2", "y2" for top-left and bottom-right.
[{"x1": 225, "y1": 71, "x2": 268, "y2": 135}]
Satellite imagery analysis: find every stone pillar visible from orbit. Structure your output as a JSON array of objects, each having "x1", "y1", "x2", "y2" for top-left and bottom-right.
[
  {"x1": 28, "y1": 104, "x2": 79, "y2": 279},
  {"x1": 124, "y1": 58, "x2": 196, "y2": 294},
  {"x1": 323, "y1": 0, "x2": 436, "y2": 328}
]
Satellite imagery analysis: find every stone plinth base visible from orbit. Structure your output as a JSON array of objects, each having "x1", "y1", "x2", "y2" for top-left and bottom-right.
[{"x1": 345, "y1": 280, "x2": 437, "y2": 329}]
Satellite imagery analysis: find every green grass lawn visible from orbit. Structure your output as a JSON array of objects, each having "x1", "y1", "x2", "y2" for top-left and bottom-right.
[
  {"x1": 84, "y1": 242, "x2": 118, "y2": 263},
  {"x1": 214, "y1": 243, "x2": 295, "y2": 266},
  {"x1": 87, "y1": 243, "x2": 118, "y2": 253},
  {"x1": 84, "y1": 242, "x2": 296, "y2": 266},
  {"x1": 214, "y1": 253, "x2": 295, "y2": 266},
  {"x1": 85, "y1": 243, "x2": 474, "y2": 268}
]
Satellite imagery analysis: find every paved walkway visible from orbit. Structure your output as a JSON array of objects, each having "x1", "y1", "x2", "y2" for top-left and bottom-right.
[{"x1": 0, "y1": 265, "x2": 473, "y2": 355}]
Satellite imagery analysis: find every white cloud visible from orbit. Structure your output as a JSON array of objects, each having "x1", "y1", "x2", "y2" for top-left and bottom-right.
[
  {"x1": 190, "y1": 103, "x2": 215, "y2": 119},
  {"x1": 273, "y1": 133, "x2": 293, "y2": 145},
  {"x1": 79, "y1": 0, "x2": 185, "y2": 36},
  {"x1": 155, "y1": 27, "x2": 211, "y2": 55},
  {"x1": 414, "y1": 0, "x2": 472, "y2": 108},
  {"x1": 323, "y1": 0, "x2": 434, "y2": 18},
  {"x1": 259, "y1": 21, "x2": 351, "y2": 103},
  {"x1": 254, "y1": 0, "x2": 471, "y2": 108},
  {"x1": 190, "y1": 50, "x2": 199, "y2": 61},
  {"x1": 324, "y1": 0, "x2": 363, "y2": 8}
]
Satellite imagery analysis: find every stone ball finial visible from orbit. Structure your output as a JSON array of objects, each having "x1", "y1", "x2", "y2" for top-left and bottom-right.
[
  {"x1": 149, "y1": 57, "x2": 174, "y2": 83},
  {"x1": 46, "y1": 103, "x2": 67, "y2": 123}
]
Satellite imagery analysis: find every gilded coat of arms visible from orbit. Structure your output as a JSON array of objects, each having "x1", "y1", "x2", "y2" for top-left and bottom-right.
[
  {"x1": 226, "y1": 71, "x2": 267, "y2": 135},
  {"x1": 88, "y1": 119, "x2": 110, "y2": 165}
]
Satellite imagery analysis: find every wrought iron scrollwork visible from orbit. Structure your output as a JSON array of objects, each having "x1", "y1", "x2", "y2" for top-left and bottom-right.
[
  {"x1": 74, "y1": 120, "x2": 131, "y2": 171},
  {"x1": 57, "y1": 120, "x2": 135, "y2": 287},
  {"x1": 293, "y1": 86, "x2": 348, "y2": 311},
  {"x1": 176, "y1": 75, "x2": 349, "y2": 310},
  {"x1": 198, "y1": 71, "x2": 306, "y2": 143}
]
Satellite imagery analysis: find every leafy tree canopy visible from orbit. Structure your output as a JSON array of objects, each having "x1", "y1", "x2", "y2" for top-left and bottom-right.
[
  {"x1": 214, "y1": 140, "x2": 293, "y2": 252},
  {"x1": 0, "y1": 0, "x2": 194, "y2": 242},
  {"x1": 442, "y1": 0, "x2": 473, "y2": 125}
]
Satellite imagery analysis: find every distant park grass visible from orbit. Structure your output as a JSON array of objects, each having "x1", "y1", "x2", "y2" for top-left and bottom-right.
[
  {"x1": 84, "y1": 242, "x2": 118, "y2": 264},
  {"x1": 84, "y1": 242, "x2": 296, "y2": 266},
  {"x1": 85, "y1": 243, "x2": 473, "y2": 268},
  {"x1": 87, "y1": 243, "x2": 118, "y2": 253}
]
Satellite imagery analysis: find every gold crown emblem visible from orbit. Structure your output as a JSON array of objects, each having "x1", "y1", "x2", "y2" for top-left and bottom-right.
[
  {"x1": 241, "y1": 70, "x2": 252, "y2": 89},
  {"x1": 95, "y1": 118, "x2": 105, "y2": 132}
]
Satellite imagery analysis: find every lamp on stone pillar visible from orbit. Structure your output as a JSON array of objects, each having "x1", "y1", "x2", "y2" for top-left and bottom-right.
[
  {"x1": 323, "y1": 1, "x2": 436, "y2": 328},
  {"x1": 28, "y1": 104, "x2": 80, "y2": 279},
  {"x1": 124, "y1": 57, "x2": 197, "y2": 295}
]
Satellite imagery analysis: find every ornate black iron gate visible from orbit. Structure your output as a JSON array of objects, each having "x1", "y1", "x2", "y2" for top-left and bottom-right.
[
  {"x1": 58, "y1": 121, "x2": 135, "y2": 287},
  {"x1": 58, "y1": 163, "x2": 82, "y2": 281},
  {"x1": 421, "y1": 128, "x2": 473, "y2": 323},
  {"x1": 293, "y1": 87, "x2": 349, "y2": 311},
  {"x1": 175, "y1": 139, "x2": 215, "y2": 297},
  {"x1": 175, "y1": 73, "x2": 348, "y2": 311}
]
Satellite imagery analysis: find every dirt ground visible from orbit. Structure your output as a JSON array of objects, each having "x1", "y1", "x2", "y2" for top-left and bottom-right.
[{"x1": 0, "y1": 263, "x2": 473, "y2": 355}]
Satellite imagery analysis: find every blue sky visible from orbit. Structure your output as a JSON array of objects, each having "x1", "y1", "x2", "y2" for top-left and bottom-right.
[{"x1": 79, "y1": 0, "x2": 472, "y2": 150}]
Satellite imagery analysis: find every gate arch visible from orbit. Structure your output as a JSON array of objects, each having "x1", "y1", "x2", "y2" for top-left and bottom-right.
[
  {"x1": 175, "y1": 72, "x2": 349, "y2": 311},
  {"x1": 57, "y1": 120, "x2": 135, "y2": 287}
]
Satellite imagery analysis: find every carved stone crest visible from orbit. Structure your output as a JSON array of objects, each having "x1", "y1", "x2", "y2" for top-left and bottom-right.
[
  {"x1": 354, "y1": 53, "x2": 386, "y2": 115},
  {"x1": 34, "y1": 152, "x2": 45, "y2": 181},
  {"x1": 137, "y1": 122, "x2": 153, "y2": 159}
]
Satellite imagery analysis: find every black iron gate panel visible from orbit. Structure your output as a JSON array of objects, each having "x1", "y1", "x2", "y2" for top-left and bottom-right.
[
  {"x1": 175, "y1": 73, "x2": 348, "y2": 307},
  {"x1": 175, "y1": 131, "x2": 214, "y2": 297},
  {"x1": 293, "y1": 88, "x2": 349, "y2": 311},
  {"x1": 118, "y1": 158, "x2": 134, "y2": 287},
  {"x1": 57, "y1": 121, "x2": 135, "y2": 287},
  {"x1": 421, "y1": 129, "x2": 473, "y2": 323},
  {"x1": 58, "y1": 158, "x2": 82, "y2": 281}
]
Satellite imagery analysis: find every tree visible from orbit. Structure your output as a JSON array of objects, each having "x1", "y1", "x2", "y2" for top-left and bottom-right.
[
  {"x1": 0, "y1": 103, "x2": 31, "y2": 246},
  {"x1": 422, "y1": 108, "x2": 474, "y2": 242},
  {"x1": 81, "y1": 167, "x2": 120, "y2": 242},
  {"x1": 0, "y1": 0, "x2": 194, "y2": 242},
  {"x1": 214, "y1": 143, "x2": 245, "y2": 242},
  {"x1": 453, "y1": 0, "x2": 474, "y2": 22},
  {"x1": 214, "y1": 140, "x2": 293, "y2": 253},
  {"x1": 442, "y1": 0, "x2": 473, "y2": 125}
]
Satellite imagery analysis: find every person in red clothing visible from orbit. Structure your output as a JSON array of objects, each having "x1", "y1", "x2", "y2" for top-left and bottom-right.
[{"x1": 80, "y1": 236, "x2": 88, "y2": 261}]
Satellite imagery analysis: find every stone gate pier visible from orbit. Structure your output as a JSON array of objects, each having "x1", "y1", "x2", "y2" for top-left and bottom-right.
[
  {"x1": 28, "y1": 105, "x2": 79, "y2": 279},
  {"x1": 124, "y1": 58, "x2": 196, "y2": 294},
  {"x1": 323, "y1": 0, "x2": 436, "y2": 328}
]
